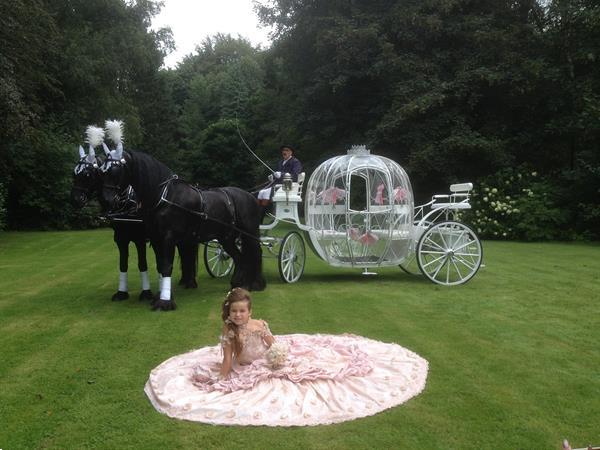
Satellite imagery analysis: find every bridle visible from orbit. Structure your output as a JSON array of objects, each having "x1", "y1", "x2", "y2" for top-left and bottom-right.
[
  {"x1": 72, "y1": 156, "x2": 102, "y2": 203},
  {"x1": 100, "y1": 154, "x2": 131, "y2": 209}
]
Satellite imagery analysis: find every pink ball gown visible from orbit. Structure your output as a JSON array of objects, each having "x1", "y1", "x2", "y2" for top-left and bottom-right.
[{"x1": 144, "y1": 321, "x2": 428, "y2": 426}]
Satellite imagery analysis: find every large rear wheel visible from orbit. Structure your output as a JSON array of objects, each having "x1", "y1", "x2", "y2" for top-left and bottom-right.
[{"x1": 416, "y1": 221, "x2": 482, "y2": 285}]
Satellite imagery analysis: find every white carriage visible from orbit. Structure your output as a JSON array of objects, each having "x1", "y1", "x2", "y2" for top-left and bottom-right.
[{"x1": 204, "y1": 146, "x2": 483, "y2": 286}]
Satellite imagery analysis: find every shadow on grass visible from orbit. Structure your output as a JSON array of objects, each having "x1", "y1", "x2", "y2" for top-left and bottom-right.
[{"x1": 282, "y1": 271, "x2": 427, "y2": 285}]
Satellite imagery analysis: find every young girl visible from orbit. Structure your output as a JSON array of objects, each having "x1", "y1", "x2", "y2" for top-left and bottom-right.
[
  {"x1": 218, "y1": 288, "x2": 275, "y2": 378},
  {"x1": 145, "y1": 289, "x2": 428, "y2": 426}
]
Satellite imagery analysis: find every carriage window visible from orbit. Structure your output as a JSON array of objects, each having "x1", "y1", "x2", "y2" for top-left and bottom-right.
[{"x1": 349, "y1": 175, "x2": 367, "y2": 211}]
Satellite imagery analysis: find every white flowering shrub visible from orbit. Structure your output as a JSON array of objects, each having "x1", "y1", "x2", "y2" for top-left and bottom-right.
[{"x1": 466, "y1": 167, "x2": 569, "y2": 241}]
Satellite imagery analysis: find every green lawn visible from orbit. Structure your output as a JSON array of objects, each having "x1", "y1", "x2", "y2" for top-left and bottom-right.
[{"x1": 0, "y1": 229, "x2": 598, "y2": 449}]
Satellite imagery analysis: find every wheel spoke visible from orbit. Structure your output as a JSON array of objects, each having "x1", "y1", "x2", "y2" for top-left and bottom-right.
[
  {"x1": 450, "y1": 229, "x2": 467, "y2": 249},
  {"x1": 453, "y1": 237, "x2": 475, "y2": 253},
  {"x1": 451, "y1": 257, "x2": 463, "y2": 280},
  {"x1": 431, "y1": 256, "x2": 448, "y2": 279},
  {"x1": 437, "y1": 228, "x2": 450, "y2": 250},
  {"x1": 422, "y1": 253, "x2": 447, "y2": 269},
  {"x1": 454, "y1": 256, "x2": 476, "y2": 271},
  {"x1": 454, "y1": 251, "x2": 480, "y2": 257},
  {"x1": 423, "y1": 236, "x2": 446, "y2": 252}
]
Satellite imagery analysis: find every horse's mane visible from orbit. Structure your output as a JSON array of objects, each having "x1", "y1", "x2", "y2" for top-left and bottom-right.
[{"x1": 127, "y1": 150, "x2": 174, "y2": 208}]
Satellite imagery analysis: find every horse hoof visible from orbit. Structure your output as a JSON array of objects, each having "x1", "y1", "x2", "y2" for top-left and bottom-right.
[
  {"x1": 250, "y1": 279, "x2": 267, "y2": 291},
  {"x1": 139, "y1": 290, "x2": 153, "y2": 301},
  {"x1": 151, "y1": 299, "x2": 176, "y2": 311},
  {"x1": 179, "y1": 278, "x2": 198, "y2": 289},
  {"x1": 112, "y1": 291, "x2": 129, "y2": 301}
]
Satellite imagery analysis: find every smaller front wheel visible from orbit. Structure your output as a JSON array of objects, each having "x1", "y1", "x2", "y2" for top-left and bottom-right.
[
  {"x1": 278, "y1": 231, "x2": 306, "y2": 283},
  {"x1": 204, "y1": 240, "x2": 234, "y2": 278}
]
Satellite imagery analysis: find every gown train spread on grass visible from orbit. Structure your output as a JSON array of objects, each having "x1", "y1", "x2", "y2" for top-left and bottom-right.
[{"x1": 144, "y1": 330, "x2": 428, "y2": 426}]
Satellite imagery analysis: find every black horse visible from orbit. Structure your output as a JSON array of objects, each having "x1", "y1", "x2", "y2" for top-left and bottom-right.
[
  {"x1": 100, "y1": 147, "x2": 265, "y2": 311},
  {"x1": 71, "y1": 146, "x2": 198, "y2": 302}
]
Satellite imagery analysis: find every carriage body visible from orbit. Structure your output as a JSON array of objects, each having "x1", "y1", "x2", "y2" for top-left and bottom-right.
[
  {"x1": 205, "y1": 146, "x2": 483, "y2": 285},
  {"x1": 304, "y1": 145, "x2": 414, "y2": 268}
]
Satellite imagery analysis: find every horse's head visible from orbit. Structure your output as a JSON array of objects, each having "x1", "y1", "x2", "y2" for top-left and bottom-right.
[
  {"x1": 100, "y1": 141, "x2": 131, "y2": 210},
  {"x1": 71, "y1": 144, "x2": 103, "y2": 207}
]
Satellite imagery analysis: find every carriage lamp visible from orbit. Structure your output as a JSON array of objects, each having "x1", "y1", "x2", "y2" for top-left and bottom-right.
[{"x1": 283, "y1": 173, "x2": 293, "y2": 192}]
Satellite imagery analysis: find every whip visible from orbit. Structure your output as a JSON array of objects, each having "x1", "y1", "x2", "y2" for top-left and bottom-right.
[{"x1": 233, "y1": 56, "x2": 275, "y2": 174}]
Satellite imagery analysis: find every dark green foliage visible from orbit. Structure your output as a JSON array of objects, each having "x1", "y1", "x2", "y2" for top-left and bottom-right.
[
  {"x1": 1, "y1": 0, "x2": 172, "y2": 229},
  {"x1": 190, "y1": 119, "x2": 259, "y2": 188},
  {"x1": 256, "y1": 0, "x2": 599, "y2": 237},
  {"x1": 1, "y1": 0, "x2": 598, "y2": 239},
  {"x1": 174, "y1": 35, "x2": 268, "y2": 184},
  {"x1": 0, "y1": 183, "x2": 6, "y2": 230}
]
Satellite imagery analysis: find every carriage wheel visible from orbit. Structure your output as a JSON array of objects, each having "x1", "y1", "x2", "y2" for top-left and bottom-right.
[
  {"x1": 204, "y1": 240, "x2": 234, "y2": 278},
  {"x1": 278, "y1": 231, "x2": 306, "y2": 283},
  {"x1": 416, "y1": 221, "x2": 482, "y2": 286}
]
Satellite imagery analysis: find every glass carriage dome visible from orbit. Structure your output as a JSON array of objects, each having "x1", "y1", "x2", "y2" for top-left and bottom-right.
[{"x1": 305, "y1": 145, "x2": 414, "y2": 268}]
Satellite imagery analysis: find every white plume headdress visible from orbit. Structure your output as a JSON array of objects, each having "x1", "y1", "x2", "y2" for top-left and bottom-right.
[
  {"x1": 105, "y1": 119, "x2": 124, "y2": 146},
  {"x1": 101, "y1": 119, "x2": 125, "y2": 169},
  {"x1": 75, "y1": 125, "x2": 102, "y2": 173},
  {"x1": 85, "y1": 125, "x2": 104, "y2": 149}
]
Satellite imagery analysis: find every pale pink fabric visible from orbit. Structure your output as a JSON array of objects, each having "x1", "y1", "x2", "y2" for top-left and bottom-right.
[
  {"x1": 318, "y1": 187, "x2": 346, "y2": 204},
  {"x1": 144, "y1": 334, "x2": 428, "y2": 426},
  {"x1": 375, "y1": 183, "x2": 385, "y2": 205},
  {"x1": 359, "y1": 231, "x2": 379, "y2": 246},
  {"x1": 393, "y1": 186, "x2": 408, "y2": 202}
]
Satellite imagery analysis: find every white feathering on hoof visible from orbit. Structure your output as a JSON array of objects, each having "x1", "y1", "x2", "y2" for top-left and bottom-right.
[
  {"x1": 105, "y1": 120, "x2": 124, "y2": 145},
  {"x1": 85, "y1": 125, "x2": 105, "y2": 148}
]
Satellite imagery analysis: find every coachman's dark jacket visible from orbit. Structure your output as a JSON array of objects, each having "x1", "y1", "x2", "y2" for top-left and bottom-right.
[{"x1": 275, "y1": 157, "x2": 302, "y2": 183}]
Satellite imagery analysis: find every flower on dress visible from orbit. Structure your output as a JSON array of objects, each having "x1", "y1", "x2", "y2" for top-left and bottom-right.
[{"x1": 266, "y1": 342, "x2": 288, "y2": 369}]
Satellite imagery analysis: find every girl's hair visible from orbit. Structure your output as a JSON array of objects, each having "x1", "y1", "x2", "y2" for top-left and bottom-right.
[{"x1": 221, "y1": 288, "x2": 252, "y2": 356}]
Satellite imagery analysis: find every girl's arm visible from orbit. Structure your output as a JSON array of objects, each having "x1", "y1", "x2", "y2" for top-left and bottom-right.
[
  {"x1": 264, "y1": 333, "x2": 275, "y2": 348},
  {"x1": 220, "y1": 344, "x2": 233, "y2": 378},
  {"x1": 220, "y1": 325, "x2": 233, "y2": 378},
  {"x1": 261, "y1": 320, "x2": 275, "y2": 348}
]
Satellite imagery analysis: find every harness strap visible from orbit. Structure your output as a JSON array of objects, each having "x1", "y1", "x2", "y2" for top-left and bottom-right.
[
  {"x1": 156, "y1": 176, "x2": 208, "y2": 219},
  {"x1": 218, "y1": 189, "x2": 236, "y2": 226},
  {"x1": 155, "y1": 179, "x2": 261, "y2": 243}
]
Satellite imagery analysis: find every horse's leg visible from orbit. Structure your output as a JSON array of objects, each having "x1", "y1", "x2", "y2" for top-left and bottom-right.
[
  {"x1": 221, "y1": 237, "x2": 245, "y2": 289},
  {"x1": 177, "y1": 241, "x2": 198, "y2": 289},
  {"x1": 240, "y1": 232, "x2": 266, "y2": 291},
  {"x1": 151, "y1": 240, "x2": 163, "y2": 302},
  {"x1": 233, "y1": 191, "x2": 266, "y2": 291},
  {"x1": 135, "y1": 240, "x2": 153, "y2": 301},
  {"x1": 112, "y1": 240, "x2": 130, "y2": 301},
  {"x1": 152, "y1": 234, "x2": 177, "y2": 311}
]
